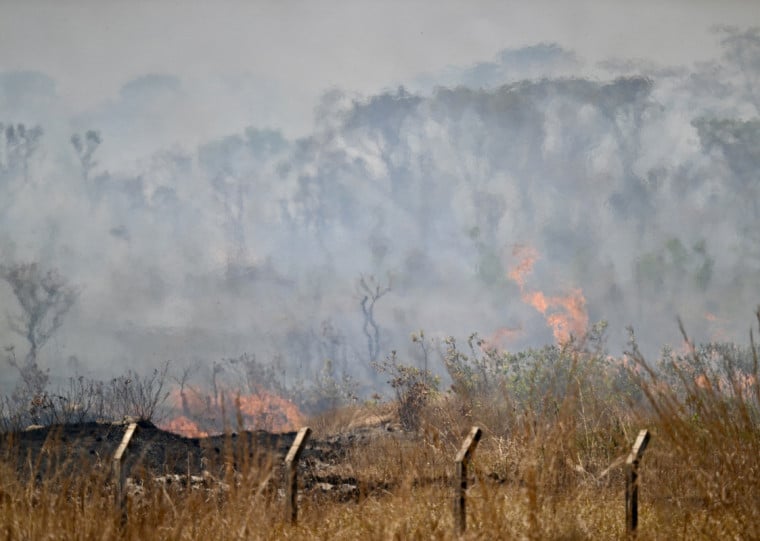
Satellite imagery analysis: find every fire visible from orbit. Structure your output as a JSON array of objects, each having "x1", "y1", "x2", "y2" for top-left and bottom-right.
[
  {"x1": 236, "y1": 391, "x2": 303, "y2": 431},
  {"x1": 508, "y1": 245, "x2": 588, "y2": 344},
  {"x1": 162, "y1": 415, "x2": 209, "y2": 438},
  {"x1": 524, "y1": 290, "x2": 549, "y2": 314},
  {"x1": 161, "y1": 385, "x2": 303, "y2": 438},
  {"x1": 483, "y1": 325, "x2": 523, "y2": 350},
  {"x1": 508, "y1": 244, "x2": 539, "y2": 288},
  {"x1": 704, "y1": 311, "x2": 731, "y2": 343}
]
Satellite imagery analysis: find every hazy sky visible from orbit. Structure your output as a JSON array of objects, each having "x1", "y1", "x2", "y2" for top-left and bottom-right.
[
  {"x1": 1, "y1": 0, "x2": 757, "y2": 136},
  {"x1": 2, "y1": 1, "x2": 760, "y2": 388}
]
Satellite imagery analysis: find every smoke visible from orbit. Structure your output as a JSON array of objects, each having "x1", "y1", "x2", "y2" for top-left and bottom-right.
[{"x1": 1, "y1": 32, "x2": 760, "y2": 393}]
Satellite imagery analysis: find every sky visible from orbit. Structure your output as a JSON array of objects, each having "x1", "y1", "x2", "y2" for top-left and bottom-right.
[
  {"x1": 2, "y1": 1, "x2": 760, "y2": 394},
  {"x1": 1, "y1": 1, "x2": 756, "y2": 136}
]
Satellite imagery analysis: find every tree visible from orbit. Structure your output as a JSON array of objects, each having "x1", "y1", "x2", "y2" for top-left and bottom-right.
[
  {"x1": 0, "y1": 123, "x2": 43, "y2": 184},
  {"x1": 358, "y1": 274, "x2": 390, "y2": 364},
  {"x1": 198, "y1": 134, "x2": 250, "y2": 267},
  {"x1": 70, "y1": 130, "x2": 102, "y2": 184},
  {"x1": 1, "y1": 262, "x2": 78, "y2": 366},
  {"x1": 716, "y1": 26, "x2": 760, "y2": 115}
]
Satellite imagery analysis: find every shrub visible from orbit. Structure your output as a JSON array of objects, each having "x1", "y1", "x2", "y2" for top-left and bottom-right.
[
  {"x1": 0, "y1": 361, "x2": 171, "y2": 428},
  {"x1": 373, "y1": 350, "x2": 438, "y2": 431}
]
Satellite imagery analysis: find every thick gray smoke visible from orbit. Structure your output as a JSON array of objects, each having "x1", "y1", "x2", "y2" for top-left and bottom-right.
[{"x1": 1, "y1": 29, "x2": 760, "y2": 392}]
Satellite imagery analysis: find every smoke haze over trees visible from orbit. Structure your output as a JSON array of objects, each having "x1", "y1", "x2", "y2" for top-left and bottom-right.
[{"x1": 1, "y1": 25, "x2": 760, "y2": 392}]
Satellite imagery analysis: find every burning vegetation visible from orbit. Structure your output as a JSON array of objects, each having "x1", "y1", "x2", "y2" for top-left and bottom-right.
[
  {"x1": 3, "y1": 311, "x2": 760, "y2": 539},
  {"x1": 509, "y1": 244, "x2": 589, "y2": 344},
  {"x1": 162, "y1": 385, "x2": 303, "y2": 438},
  {"x1": 1, "y1": 18, "x2": 760, "y2": 539}
]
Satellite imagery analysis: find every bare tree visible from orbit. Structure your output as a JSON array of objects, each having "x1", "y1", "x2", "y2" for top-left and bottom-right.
[
  {"x1": 198, "y1": 136, "x2": 251, "y2": 268},
  {"x1": 211, "y1": 172, "x2": 247, "y2": 266},
  {"x1": 1, "y1": 262, "x2": 78, "y2": 366},
  {"x1": 0, "y1": 123, "x2": 43, "y2": 185},
  {"x1": 70, "y1": 130, "x2": 102, "y2": 184},
  {"x1": 358, "y1": 274, "x2": 391, "y2": 364}
]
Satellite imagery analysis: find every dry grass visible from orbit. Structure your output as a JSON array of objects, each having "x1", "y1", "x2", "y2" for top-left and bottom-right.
[{"x1": 2, "y1": 323, "x2": 760, "y2": 539}]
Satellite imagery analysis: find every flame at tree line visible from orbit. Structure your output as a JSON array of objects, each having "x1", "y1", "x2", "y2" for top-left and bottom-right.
[
  {"x1": 157, "y1": 244, "x2": 740, "y2": 439},
  {"x1": 161, "y1": 386, "x2": 303, "y2": 438},
  {"x1": 506, "y1": 244, "x2": 589, "y2": 345},
  {"x1": 157, "y1": 240, "x2": 592, "y2": 439}
]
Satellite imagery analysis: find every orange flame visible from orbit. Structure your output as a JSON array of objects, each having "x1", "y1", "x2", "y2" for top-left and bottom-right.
[
  {"x1": 161, "y1": 386, "x2": 303, "y2": 438},
  {"x1": 236, "y1": 391, "x2": 303, "y2": 431},
  {"x1": 509, "y1": 245, "x2": 588, "y2": 344},
  {"x1": 704, "y1": 311, "x2": 730, "y2": 343},
  {"x1": 508, "y1": 244, "x2": 539, "y2": 288},
  {"x1": 162, "y1": 415, "x2": 209, "y2": 438},
  {"x1": 483, "y1": 325, "x2": 523, "y2": 350}
]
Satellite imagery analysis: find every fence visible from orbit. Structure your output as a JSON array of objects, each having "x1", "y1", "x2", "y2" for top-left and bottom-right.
[{"x1": 111, "y1": 423, "x2": 652, "y2": 536}]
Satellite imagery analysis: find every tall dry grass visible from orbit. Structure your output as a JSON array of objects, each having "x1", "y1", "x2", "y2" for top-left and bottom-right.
[{"x1": 2, "y1": 315, "x2": 760, "y2": 539}]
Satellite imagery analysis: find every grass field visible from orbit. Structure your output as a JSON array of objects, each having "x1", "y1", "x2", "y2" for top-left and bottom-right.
[{"x1": 2, "y1": 321, "x2": 760, "y2": 540}]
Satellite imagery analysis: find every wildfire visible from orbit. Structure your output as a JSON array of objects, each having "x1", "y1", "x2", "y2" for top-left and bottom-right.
[
  {"x1": 704, "y1": 311, "x2": 731, "y2": 343},
  {"x1": 160, "y1": 386, "x2": 303, "y2": 438},
  {"x1": 162, "y1": 415, "x2": 209, "y2": 438},
  {"x1": 482, "y1": 325, "x2": 523, "y2": 350},
  {"x1": 508, "y1": 244, "x2": 588, "y2": 344},
  {"x1": 508, "y1": 244, "x2": 539, "y2": 288}
]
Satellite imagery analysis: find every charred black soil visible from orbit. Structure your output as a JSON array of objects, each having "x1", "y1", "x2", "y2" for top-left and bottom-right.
[{"x1": 0, "y1": 417, "x2": 409, "y2": 498}]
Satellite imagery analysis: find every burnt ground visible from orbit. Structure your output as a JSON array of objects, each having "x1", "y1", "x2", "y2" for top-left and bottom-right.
[{"x1": 0, "y1": 418, "x2": 409, "y2": 499}]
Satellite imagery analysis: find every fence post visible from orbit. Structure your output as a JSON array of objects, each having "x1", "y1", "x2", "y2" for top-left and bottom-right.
[
  {"x1": 454, "y1": 426, "x2": 482, "y2": 535},
  {"x1": 284, "y1": 427, "x2": 311, "y2": 524},
  {"x1": 112, "y1": 422, "x2": 138, "y2": 524},
  {"x1": 625, "y1": 429, "x2": 651, "y2": 536}
]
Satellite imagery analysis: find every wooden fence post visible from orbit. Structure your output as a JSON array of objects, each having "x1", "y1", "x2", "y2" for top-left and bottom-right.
[
  {"x1": 284, "y1": 427, "x2": 311, "y2": 524},
  {"x1": 112, "y1": 422, "x2": 138, "y2": 524},
  {"x1": 625, "y1": 429, "x2": 651, "y2": 536},
  {"x1": 454, "y1": 426, "x2": 482, "y2": 535}
]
